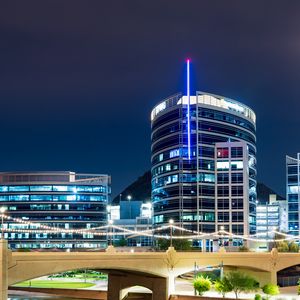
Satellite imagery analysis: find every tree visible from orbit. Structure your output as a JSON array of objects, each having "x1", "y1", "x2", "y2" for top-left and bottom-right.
[
  {"x1": 225, "y1": 271, "x2": 258, "y2": 299},
  {"x1": 156, "y1": 239, "x2": 192, "y2": 251},
  {"x1": 289, "y1": 241, "x2": 299, "y2": 253},
  {"x1": 273, "y1": 232, "x2": 298, "y2": 253},
  {"x1": 262, "y1": 283, "x2": 279, "y2": 299},
  {"x1": 214, "y1": 277, "x2": 233, "y2": 298},
  {"x1": 193, "y1": 276, "x2": 212, "y2": 296},
  {"x1": 114, "y1": 237, "x2": 127, "y2": 247},
  {"x1": 238, "y1": 245, "x2": 250, "y2": 252},
  {"x1": 276, "y1": 241, "x2": 289, "y2": 252}
]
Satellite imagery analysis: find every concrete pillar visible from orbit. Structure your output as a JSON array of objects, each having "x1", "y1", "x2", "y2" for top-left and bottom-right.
[
  {"x1": 107, "y1": 274, "x2": 121, "y2": 300},
  {"x1": 153, "y1": 277, "x2": 168, "y2": 300},
  {"x1": 202, "y1": 239, "x2": 206, "y2": 252},
  {"x1": 270, "y1": 270, "x2": 277, "y2": 285},
  {"x1": 167, "y1": 270, "x2": 175, "y2": 295},
  {"x1": 0, "y1": 240, "x2": 8, "y2": 300}
]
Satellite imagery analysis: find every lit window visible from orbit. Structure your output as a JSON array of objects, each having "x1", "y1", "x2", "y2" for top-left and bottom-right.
[
  {"x1": 0, "y1": 186, "x2": 8, "y2": 192},
  {"x1": 9, "y1": 186, "x2": 29, "y2": 192},
  {"x1": 217, "y1": 161, "x2": 229, "y2": 170},
  {"x1": 170, "y1": 149, "x2": 180, "y2": 158},
  {"x1": 217, "y1": 148, "x2": 229, "y2": 158},
  {"x1": 231, "y1": 161, "x2": 243, "y2": 170}
]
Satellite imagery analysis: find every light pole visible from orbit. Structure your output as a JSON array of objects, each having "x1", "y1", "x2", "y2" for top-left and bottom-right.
[
  {"x1": 194, "y1": 262, "x2": 199, "y2": 295},
  {"x1": 0, "y1": 207, "x2": 6, "y2": 240},
  {"x1": 108, "y1": 220, "x2": 113, "y2": 246},
  {"x1": 169, "y1": 219, "x2": 174, "y2": 248},
  {"x1": 220, "y1": 225, "x2": 225, "y2": 247},
  {"x1": 219, "y1": 261, "x2": 224, "y2": 280},
  {"x1": 127, "y1": 195, "x2": 132, "y2": 219}
]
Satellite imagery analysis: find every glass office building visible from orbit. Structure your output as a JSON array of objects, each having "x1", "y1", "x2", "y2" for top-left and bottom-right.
[
  {"x1": 286, "y1": 154, "x2": 300, "y2": 235},
  {"x1": 151, "y1": 92, "x2": 257, "y2": 236},
  {"x1": 256, "y1": 195, "x2": 288, "y2": 238},
  {"x1": 0, "y1": 171, "x2": 111, "y2": 249}
]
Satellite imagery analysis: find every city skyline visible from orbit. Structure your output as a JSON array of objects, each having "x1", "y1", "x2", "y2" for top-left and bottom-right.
[{"x1": 1, "y1": 2, "x2": 300, "y2": 197}]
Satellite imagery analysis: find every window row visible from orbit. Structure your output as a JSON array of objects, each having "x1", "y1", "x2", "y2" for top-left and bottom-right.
[
  {"x1": 217, "y1": 186, "x2": 243, "y2": 197},
  {"x1": 153, "y1": 198, "x2": 216, "y2": 210},
  {"x1": 217, "y1": 198, "x2": 244, "y2": 209},
  {"x1": 217, "y1": 147, "x2": 243, "y2": 158},
  {"x1": 198, "y1": 107, "x2": 255, "y2": 133},
  {"x1": 0, "y1": 194, "x2": 107, "y2": 202},
  {"x1": 218, "y1": 212, "x2": 244, "y2": 222},
  {"x1": 217, "y1": 173, "x2": 243, "y2": 184},
  {"x1": 7, "y1": 203, "x2": 105, "y2": 211},
  {"x1": 0, "y1": 185, "x2": 108, "y2": 193}
]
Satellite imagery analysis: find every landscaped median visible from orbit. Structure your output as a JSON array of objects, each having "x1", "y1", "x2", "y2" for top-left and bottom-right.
[
  {"x1": 13, "y1": 279, "x2": 95, "y2": 289},
  {"x1": 169, "y1": 296, "x2": 240, "y2": 300},
  {"x1": 10, "y1": 279, "x2": 102, "y2": 300}
]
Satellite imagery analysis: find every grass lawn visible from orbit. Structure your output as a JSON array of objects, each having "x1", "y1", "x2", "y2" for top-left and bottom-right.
[{"x1": 14, "y1": 280, "x2": 95, "y2": 289}]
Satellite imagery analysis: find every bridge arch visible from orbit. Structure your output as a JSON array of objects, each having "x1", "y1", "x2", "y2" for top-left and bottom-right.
[
  {"x1": 120, "y1": 285, "x2": 152, "y2": 299},
  {"x1": 9, "y1": 265, "x2": 167, "y2": 286},
  {"x1": 8, "y1": 252, "x2": 169, "y2": 286},
  {"x1": 108, "y1": 271, "x2": 167, "y2": 300}
]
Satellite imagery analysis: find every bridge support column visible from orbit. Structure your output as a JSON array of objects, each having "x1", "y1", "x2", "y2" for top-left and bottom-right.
[
  {"x1": 108, "y1": 274, "x2": 121, "y2": 300},
  {"x1": 107, "y1": 272, "x2": 168, "y2": 300},
  {"x1": 167, "y1": 270, "x2": 175, "y2": 295},
  {"x1": 0, "y1": 240, "x2": 8, "y2": 300}
]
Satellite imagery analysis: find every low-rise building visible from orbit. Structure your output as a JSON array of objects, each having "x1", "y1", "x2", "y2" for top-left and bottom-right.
[{"x1": 0, "y1": 171, "x2": 111, "y2": 249}]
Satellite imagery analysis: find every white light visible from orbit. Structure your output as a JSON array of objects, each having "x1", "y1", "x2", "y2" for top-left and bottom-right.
[
  {"x1": 108, "y1": 220, "x2": 113, "y2": 225},
  {"x1": 169, "y1": 219, "x2": 174, "y2": 224},
  {"x1": 0, "y1": 207, "x2": 6, "y2": 214},
  {"x1": 127, "y1": 195, "x2": 132, "y2": 201}
]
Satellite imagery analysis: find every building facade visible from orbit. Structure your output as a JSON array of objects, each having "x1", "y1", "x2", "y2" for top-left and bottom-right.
[
  {"x1": 109, "y1": 201, "x2": 153, "y2": 247},
  {"x1": 215, "y1": 141, "x2": 252, "y2": 235},
  {"x1": 256, "y1": 194, "x2": 288, "y2": 238},
  {"x1": 286, "y1": 154, "x2": 300, "y2": 235},
  {"x1": 151, "y1": 92, "x2": 257, "y2": 237},
  {"x1": 0, "y1": 171, "x2": 110, "y2": 249}
]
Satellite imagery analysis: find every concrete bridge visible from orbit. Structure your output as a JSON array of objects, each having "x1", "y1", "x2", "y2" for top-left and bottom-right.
[{"x1": 2, "y1": 240, "x2": 300, "y2": 300}]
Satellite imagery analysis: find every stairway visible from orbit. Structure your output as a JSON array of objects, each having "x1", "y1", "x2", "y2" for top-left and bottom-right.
[{"x1": 122, "y1": 292, "x2": 152, "y2": 300}]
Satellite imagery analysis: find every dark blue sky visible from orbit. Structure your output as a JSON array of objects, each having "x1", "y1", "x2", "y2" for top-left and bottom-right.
[{"x1": 1, "y1": 1, "x2": 300, "y2": 197}]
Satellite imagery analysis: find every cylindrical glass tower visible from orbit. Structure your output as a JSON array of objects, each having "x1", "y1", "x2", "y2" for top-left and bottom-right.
[{"x1": 151, "y1": 92, "x2": 256, "y2": 236}]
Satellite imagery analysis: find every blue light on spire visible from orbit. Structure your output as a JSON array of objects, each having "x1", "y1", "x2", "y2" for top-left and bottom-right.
[{"x1": 186, "y1": 59, "x2": 191, "y2": 160}]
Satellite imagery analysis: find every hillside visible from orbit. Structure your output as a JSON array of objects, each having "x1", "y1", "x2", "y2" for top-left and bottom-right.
[{"x1": 113, "y1": 170, "x2": 284, "y2": 204}]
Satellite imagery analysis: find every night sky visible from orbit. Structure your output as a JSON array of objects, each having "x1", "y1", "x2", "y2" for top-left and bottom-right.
[{"x1": 1, "y1": 1, "x2": 300, "y2": 197}]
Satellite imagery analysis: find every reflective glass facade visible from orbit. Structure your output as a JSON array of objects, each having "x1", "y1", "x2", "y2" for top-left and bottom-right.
[
  {"x1": 151, "y1": 92, "x2": 257, "y2": 235},
  {"x1": 286, "y1": 155, "x2": 300, "y2": 235},
  {"x1": 0, "y1": 172, "x2": 111, "y2": 249}
]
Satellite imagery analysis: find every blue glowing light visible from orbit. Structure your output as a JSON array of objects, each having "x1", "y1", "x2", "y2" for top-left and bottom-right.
[{"x1": 186, "y1": 59, "x2": 191, "y2": 160}]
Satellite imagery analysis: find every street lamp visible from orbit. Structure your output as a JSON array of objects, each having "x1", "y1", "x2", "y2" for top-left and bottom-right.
[
  {"x1": 0, "y1": 207, "x2": 6, "y2": 240},
  {"x1": 220, "y1": 225, "x2": 225, "y2": 247},
  {"x1": 169, "y1": 219, "x2": 174, "y2": 247},
  {"x1": 108, "y1": 220, "x2": 113, "y2": 246},
  {"x1": 127, "y1": 195, "x2": 132, "y2": 219},
  {"x1": 194, "y1": 262, "x2": 199, "y2": 295},
  {"x1": 219, "y1": 261, "x2": 224, "y2": 280}
]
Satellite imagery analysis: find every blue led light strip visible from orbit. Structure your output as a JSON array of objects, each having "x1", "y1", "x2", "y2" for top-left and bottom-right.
[{"x1": 187, "y1": 59, "x2": 191, "y2": 160}]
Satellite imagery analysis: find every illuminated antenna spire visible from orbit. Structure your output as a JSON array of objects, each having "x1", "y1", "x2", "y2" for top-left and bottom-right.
[{"x1": 187, "y1": 59, "x2": 191, "y2": 160}]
